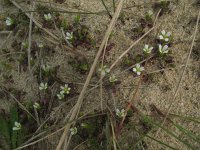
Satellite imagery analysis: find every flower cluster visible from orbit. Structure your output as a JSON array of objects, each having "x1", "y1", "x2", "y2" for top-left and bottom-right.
[
  {"x1": 22, "y1": 42, "x2": 28, "y2": 49},
  {"x1": 98, "y1": 65, "x2": 110, "y2": 77},
  {"x1": 109, "y1": 74, "x2": 117, "y2": 83},
  {"x1": 158, "y1": 44, "x2": 169, "y2": 54},
  {"x1": 6, "y1": 17, "x2": 14, "y2": 26},
  {"x1": 12, "y1": 121, "x2": 21, "y2": 131},
  {"x1": 44, "y1": 13, "x2": 52, "y2": 21},
  {"x1": 158, "y1": 30, "x2": 171, "y2": 42},
  {"x1": 116, "y1": 108, "x2": 125, "y2": 118},
  {"x1": 42, "y1": 64, "x2": 50, "y2": 73},
  {"x1": 38, "y1": 43, "x2": 44, "y2": 48},
  {"x1": 143, "y1": 44, "x2": 153, "y2": 54},
  {"x1": 57, "y1": 84, "x2": 71, "y2": 100},
  {"x1": 133, "y1": 64, "x2": 145, "y2": 76},
  {"x1": 39, "y1": 82, "x2": 48, "y2": 91},
  {"x1": 70, "y1": 127, "x2": 77, "y2": 135},
  {"x1": 66, "y1": 32, "x2": 73, "y2": 40},
  {"x1": 33, "y1": 102, "x2": 40, "y2": 109}
]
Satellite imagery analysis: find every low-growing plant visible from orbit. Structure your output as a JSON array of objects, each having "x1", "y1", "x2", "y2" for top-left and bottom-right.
[
  {"x1": 133, "y1": 64, "x2": 145, "y2": 76},
  {"x1": 0, "y1": 106, "x2": 25, "y2": 149}
]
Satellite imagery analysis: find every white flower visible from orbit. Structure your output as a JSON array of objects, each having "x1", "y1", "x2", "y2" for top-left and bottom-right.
[
  {"x1": 70, "y1": 127, "x2": 77, "y2": 135},
  {"x1": 44, "y1": 13, "x2": 52, "y2": 21},
  {"x1": 109, "y1": 74, "x2": 117, "y2": 83},
  {"x1": 147, "y1": 10, "x2": 153, "y2": 17},
  {"x1": 60, "y1": 84, "x2": 71, "y2": 94},
  {"x1": 143, "y1": 44, "x2": 153, "y2": 54},
  {"x1": 98, "y1": 65, "x2": 110, "y2": 77},
  {"x1": 22, "y1": 42, "x2": 28, "y2": 49},
  {"x1": 132, "y1": 64, "x2": 145, "y2": 76},
  {"x1": 116, "y1": 109, "x2": 125, "y2": 118},
  {"x1": 158, "y1": 44, "x2": 169, "y2": 54},
  {"x1": 42, "y1": 65, "x2": 50, "y2": 72},
  {"x1": 57, "y1": 92, "x2": 65, "y2": 100},
  {"x1": 39, "y1": 82, "x2": 48, "y2": 90},
  {"x1": 81, "y1": 123, "x2": 88, "y2": 128},
  {"x1": 12, "y1": 121, "x2": 21, "y2": 131},
  {"x1": 158, "y1": 30, "x2": 171, "y2": 42},
  {"x1": 6, "y1": 17, "x2": 14, "y2": 26},
  {"x1": 66, "y1": 32, "x2": 73, "y2": 40},
  {"x1": 33, "y1": 102, "x2": 40, "y2": 109},
  {"x1": 38, "y1": 43, "x2": 44, "y2": 48}
]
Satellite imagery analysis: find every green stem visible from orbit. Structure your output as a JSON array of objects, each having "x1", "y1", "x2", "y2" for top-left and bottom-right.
[{"x1": 101, "y1": 0, "x2": 112, "y2": 19}]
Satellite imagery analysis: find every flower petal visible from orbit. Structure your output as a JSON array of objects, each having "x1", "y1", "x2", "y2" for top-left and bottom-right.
[
  {"x1": 165, "y1": 38, "x2": 169, "y2": 42},
  {"x1": 166, "y1": 32, "x2": 171, "y2": 37},
  {"x1": 161, "y1": 30, "x2": 166, "y2": 35},
  {"x1": 133, "y1": 68, "x2": 136, "y2": 72},
  {"x1": 159, "y1": 35, "x2": 164, "y2": 40},
  {"x1": 144, "y1": 44, "x2": 149, "y2": 49},
  {"x1": 163, "y1": 45, "x2": 168, "y2": 50}
]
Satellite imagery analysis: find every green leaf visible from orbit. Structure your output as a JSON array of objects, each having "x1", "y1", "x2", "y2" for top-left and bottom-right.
[
  {"x1": 141, "y1": 115, "x2": 196, "y2": 150},
  {"x1": 146, "y1": 134, "x2": 178, "y2": 150},
  {"x1": 9, "y1": 106, "x2": 18, "y2": 149},
  {"x1": 0, "y1": 114, "x2": 10, "y2": 149},
  {"x1": 173, "y1": 123, "x2": 200, "y2": 144}
]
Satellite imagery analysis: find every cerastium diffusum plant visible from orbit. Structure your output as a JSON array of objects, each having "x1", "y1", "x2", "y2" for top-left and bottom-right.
[
  {"x1": 12, "y1": 121, "x2": 21, "y2": 131},
  {"x1": 158, "y1": 44, "x2": 169, "y2": 56},
  {"x1": 109, "y1": 74, "x2": 117, "y2": 83},
  {"x1": 143, "y1": 44, "x2": 153, "y2": 54},
  {"x1": 33, "y1": 102, "x2": 40, "y2": 109},
  {"x1": 5, "y1": 17, "x2": 14, "y2": 26},
  {"x1": 44, "y1": 13, "x2": 52, "y2": 21},
  {"x1": 133, "y1": 64, "x2": 145, "y2": 76},
  {"x1": 158, "y1": 30, "x2": 172, "y2": 42},
  {"x1": 116, "y1": 108, "x2": 125, "y2": 118},
  {"x1": 57, "y1": 84, "x2": 71, "y2": 100},
  {"x1": 98, "y1": 65, "x2": 110, "y2": 77},
  {"x1": 70, "y1": 127, "x2": 77, "y2": 135},
  {"x1": 39, "y1": 82, "x2": 48, "y2": 91},
  {"x1": 66, "y1": 32, "x2": 73, "y2": 41}
]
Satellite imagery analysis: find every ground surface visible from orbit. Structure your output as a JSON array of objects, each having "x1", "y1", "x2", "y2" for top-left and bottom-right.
[{"x1": 0, "y1": 0, "x2": 200, "y2": 150}]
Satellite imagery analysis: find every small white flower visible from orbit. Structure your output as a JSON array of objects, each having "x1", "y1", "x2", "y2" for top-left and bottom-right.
[
  {"x1": 12, "y1": 121, "x2": 21, "y2": 131},
  {"x1": 70, "y1": 127, "x2": 77, "y2": 135},
  {"x1": 109, "y1": 74, "x2": 117, "y2": 83},
  {"x1": 158, "y1": 44, "x2": 169, "y2": 54},
  {"x1": 42, "y1": 65, "x2": 50, "y2": 72},
  {"x1": 6, "y1": 17, "x2": 14, "y2": 26},
  {"x1": 116, "y1": 109, "x2": 125, "y2": 118},
  {"x1": 158, "y1": 30, "x2": 171, "y2": 42},
  {"x1": 133, "y1": 64, "x2": 145, "y2": 76},
  {"x1": 44, "y1": 13, "x2": 52, "y2": 21},
  {"x1": 66, "y1": 32, "x2": 73, "y2": 40},
  {"x1": 22, "y1": 42, "x2": 28, "y2": 49},
  {"x1": 81, "y1": 123, "x2": 88, "y2": 128},
  {"x1": 147, "y1": 10, "x2": 153, "y2": 17},
  {"x1": 60, "y1": 84, "x2": 71, "y2": 94},
  {"x1": 38, "y1": 43, "x2": 44, "y2": 48},
  {"x1": 98, "y1": 65, "x2": 110, "y2": 77},
  {"x1": 57, "y1": 92, "x2": 65, "y2": 100},
  {"x1": 143, "y1": 44, "x2": 153, "y2": 54},
  {"x1": 33, "y1": 102, "x2": 40, "y2": 109},
  {"x1": 39, "y1": 82, "x2": 48, "y2": 90}
]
